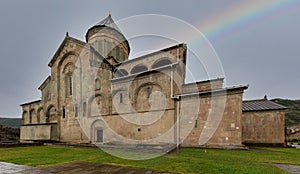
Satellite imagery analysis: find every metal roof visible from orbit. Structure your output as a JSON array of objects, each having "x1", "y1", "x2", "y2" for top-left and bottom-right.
[
  {"x1": 95, "y1": 14, "x2": 121, "y2": 32},
  {"x1": 242, "y1": 99, "x2": 287, "y2": 112}
]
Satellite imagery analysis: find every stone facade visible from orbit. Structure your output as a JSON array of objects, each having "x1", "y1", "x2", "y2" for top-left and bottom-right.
[
  {"x1": 242, "y1": 100, "x2": 286, "y2": 145},
  {"x1": 20, "y1": 14, "x2": 250, "y2": 148}
]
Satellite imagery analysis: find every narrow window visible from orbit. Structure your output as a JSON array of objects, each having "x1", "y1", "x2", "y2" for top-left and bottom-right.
[
  {"x1": 74, "y1": 104, "x2": 78, "y2": 117},
  {"x1": 29, "y1": 115, "x2": 32, "y2": 124},
  {"x1": 116, "y1": 47, "x2": 120, "y2": 59},
  {"x1": 95, "y1": 79, "x2": 100, "y2": 90},
  {"x1": 120, "y1": 93, "x2": 123, "y2": 103},
  {"x1": 99, "y1": 41, "x2": 104, "y2": 55},
  {"x1": 83, "y1": 102, "x2": 87, "y2": 117},
  {"x1": 195, "y1": 119, "x2": 198, "y2": 128},
  {"x1": 147, "y1": 86, "x2": 151, "y2": 98},
  {"x1": 103, "y1": 40, "x2": 107, "y2": 56},
  {"x1": 69, "y1": 76, "x2": 73, "y2": 96},
  {"x1": 62, "y1": 107, "x2": 66, "y2": 119},
  {"x1": 47, "y1": 92, "x2": 51, "y2": 101}
]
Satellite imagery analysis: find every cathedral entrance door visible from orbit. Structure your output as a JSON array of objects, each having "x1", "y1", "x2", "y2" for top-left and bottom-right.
[{"x1": 96, "y1": 129, "x2": 103, "y2": 142}]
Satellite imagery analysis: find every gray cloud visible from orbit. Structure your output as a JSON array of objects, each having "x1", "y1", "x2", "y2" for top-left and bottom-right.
[{"x1": 0, "y1": 0, "x2": 299, "y2": 117}]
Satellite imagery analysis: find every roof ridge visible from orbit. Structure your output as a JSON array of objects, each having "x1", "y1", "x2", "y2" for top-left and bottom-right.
[
  {"x1": 242, "y1": 99, "x2": 287, "y2": 112},
  {"x1": 243, "y1": 99, "x2": 267, "y2": 102},
  {"x1": 95, "y1": 14, "x2": 121, "y2": 32}
]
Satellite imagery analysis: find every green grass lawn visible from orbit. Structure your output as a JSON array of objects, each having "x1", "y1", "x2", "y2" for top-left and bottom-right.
[{"x1": 0, "y1": 145, "x2": 299, "y2": 174}]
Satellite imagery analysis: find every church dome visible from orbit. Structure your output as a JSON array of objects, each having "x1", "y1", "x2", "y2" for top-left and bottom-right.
[{"x1": 86, "y1": 14, "x2": 130, "y2": 62}]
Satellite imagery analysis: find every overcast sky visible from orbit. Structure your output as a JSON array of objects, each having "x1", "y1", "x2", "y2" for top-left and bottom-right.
[{"x1": 0, "y1": 0, "x2": 299, "y2": 117}]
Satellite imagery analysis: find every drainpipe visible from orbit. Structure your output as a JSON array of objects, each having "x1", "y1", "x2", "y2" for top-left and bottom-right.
[
  {"x1": 171, "y1": 46, "x2": 181, "y2": 149},
  {"x1": 170, "y1": 46, "x2": 180, "y2": 100},
  {"x1": 176, "y1": 100, "x2": 180, "y2": 149}
]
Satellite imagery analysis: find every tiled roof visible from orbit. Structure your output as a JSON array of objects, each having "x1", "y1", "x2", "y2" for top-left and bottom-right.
[{"x1": 242, "y1": 99, "x2": 287, "y2": 112}]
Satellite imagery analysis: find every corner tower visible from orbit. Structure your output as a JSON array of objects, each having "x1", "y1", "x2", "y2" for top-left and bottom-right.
[{"x1": 86, "y1": 14, "x2": 130, "y2": 63}]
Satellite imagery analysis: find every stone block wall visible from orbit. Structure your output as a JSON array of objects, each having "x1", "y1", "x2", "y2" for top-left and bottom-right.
[
  {"x1": 242, "y1": 110, "x2": 285, "y2": 145},
  {"x1": 180, "y1": 89, "x2": 244, "y2": 148}
]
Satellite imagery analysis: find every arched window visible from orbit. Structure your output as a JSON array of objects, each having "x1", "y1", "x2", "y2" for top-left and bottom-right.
[
  {"x1": 134, "y1": 84, "x2": 164, "y2": 112},
  {"x1": 29, "y1": 109, "x2": 35, "y2": 124},
  {"x1": 68, "y1": 76, "x2": 73, "y2": 96},
  {"x1": 83, "y1": 102, "x2": 87, "y2": 117},
  {"x1": 147, "y1": 86, "x2": 151, "y2": 98},
  {"x1": 114, "y1": 69, "x2": 128, "y2": 78},
  {"x1": 95, "y1": 79, "x2": 100, "y2": 90},
  {"x1": 120, "y1": 93, "x2": 123, "y2": 103},
  {"x1": 130, "y1": 64, "x2": 148, "y2": 74},
  {"x1": 63, "y1": 62, "x2": 75, "y2": 97},
  {"x1": 62, "y1": 106, "x2": 66, "y2": 119},
  {"x1": 47, "y1": 91, "x2": 51, "y2": 101},
  {"x1": 38, "y1": 108, "x2": 45, "y2": 123},
  {"x1": 74, "y1": 104, "x2": 78, "y2": 117},
  {"x1": 47, "y1": 106, "x2": 57, "y2": 123},
  {"x1": 152, "y1": 59, "x2": 172, "y2": 69},
  {"x1": 22, "y1": 111, "x2": 28, "y2": 125}
]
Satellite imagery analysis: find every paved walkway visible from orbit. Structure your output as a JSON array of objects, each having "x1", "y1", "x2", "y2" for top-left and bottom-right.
[
  {"x1": 272, "y1": 164, "x2": 300, "y2": 174},
  {"x1": 0, "y1": 161, "x2": 172, "y2": 174},
  {"x1": 2, "y1": 161, "x2": 300, "y2": 174},
  {"x1": 0, "y1": 161, "x2": 44, "y2": 174}
]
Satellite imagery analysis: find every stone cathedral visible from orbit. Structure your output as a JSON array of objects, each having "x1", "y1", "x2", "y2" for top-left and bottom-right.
[{"x1": 20, "y1": 14, "x2": 284, "y2": 149}]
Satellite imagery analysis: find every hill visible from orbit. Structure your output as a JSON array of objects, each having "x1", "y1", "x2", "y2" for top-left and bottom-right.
[
  {"x1": 0, "y1": 118, "x2": 22, "y2": 128},
  {"x1": 271, "y1": 98, "x2": 300, "y2": 126}
]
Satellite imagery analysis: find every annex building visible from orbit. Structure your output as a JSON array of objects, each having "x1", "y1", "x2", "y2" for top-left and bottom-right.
[{"x1": 20, "y1": 15, "x2": 286, "y2": 148}]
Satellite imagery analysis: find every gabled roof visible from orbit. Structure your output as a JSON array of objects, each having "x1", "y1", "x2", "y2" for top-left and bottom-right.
[
  {"x1": 116, "y1": 43, "x2": 186, "y2": 66},
  {"x1": 20, "y1": 100, "x2": 42, "y2": 106},
  {"x1": 48, "y1": 35, "x2": 85, "y2": 67},
  {"x1": 242, "y1": 99, "x2": 287, "y2": 112},
  {"x1": 38, "y1": 76, "x2": 51, "y2": 90},
  {"x1": 174, "y1": 85, "x2": 249, "y2": 98},
  {"x1": 95, "y1": 14, "x2": 121, "y2": 32}
]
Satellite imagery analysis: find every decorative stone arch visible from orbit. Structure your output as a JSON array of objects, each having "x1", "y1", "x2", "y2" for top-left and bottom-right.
[
  {"x1": 151, "y1": 58, "x2": 172, "y2": 69},
  {"x1": 46, "y1": 105, "x2": 57, "y2": 123},
  {"x1": 22, "y1": 111, "x2": 28, "y2": 125},
  {"x1": 37, "y1": 107, "x2": 44, "y2": 124},
  {"x1": 111, "y1": 88, "x2": 129, "y2": 113},
  {"x1": 111, "y1": 87, "x2": 128, "y2": 98},
  {"x1": 90, "y1": 119, "x2": 106, "y2": 143},
  {"x1": 62, "y1": 62, "x2": 76, "y2": 75},
  {"x1": 62, "y1": 62, "x2": 76, "y2": 98},
  {"x1": 130, "y1": 64, "x2": 148, "y2": 74},
  {"x1": 29, "y1": 109, "x2": 37, "y2": 124},
  {"x1": 133, "y1": 82, "x2": 163, "y2": 112},
  {"x1": 88, "y1": 94, "x2": 106, "y2": 117},
  {"x1": 57, "y1": 52, "x2": 78, "y2": 100},
  {"x1": 57, "y1": 52, "x2": 78, "y2": 71},
  {"x1": 114, "y1": 69, "x2": 128, "y2": 78}
]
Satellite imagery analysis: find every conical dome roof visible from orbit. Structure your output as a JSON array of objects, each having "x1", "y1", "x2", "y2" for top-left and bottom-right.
[
  {"x1": 95, "y1": 14, "x2": 121, "y2": 32},
  {"x1": 85, "y1": 14, "x2": 130, "y2": 62},
  {"x1": 85, "y1": 14, "x2": 126, "y2": 43}
]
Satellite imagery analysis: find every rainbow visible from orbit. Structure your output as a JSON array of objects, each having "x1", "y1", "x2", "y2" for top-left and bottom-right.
[{"x1": 193, "y1": 0, "x2": 300, "y2": 42}]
